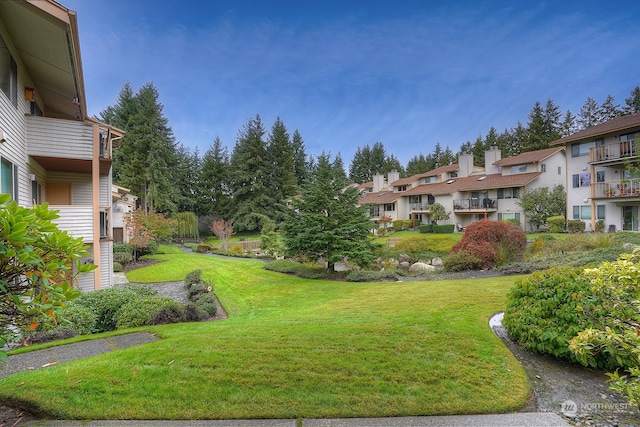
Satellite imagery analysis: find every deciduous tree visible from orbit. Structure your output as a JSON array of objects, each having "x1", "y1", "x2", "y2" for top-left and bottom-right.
[{"x1": 516, "y1": 184, "x2": 566, "y2": 231}]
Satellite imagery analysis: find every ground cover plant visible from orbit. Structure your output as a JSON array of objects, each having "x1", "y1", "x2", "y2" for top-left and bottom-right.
[{"x1": 0, "y1": 253, "x2": 530, "y2": 420}]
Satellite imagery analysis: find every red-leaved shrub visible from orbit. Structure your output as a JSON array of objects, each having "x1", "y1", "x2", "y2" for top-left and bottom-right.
[{"x1": 450, "y1": 219, "x2": 526, "y2": 268}]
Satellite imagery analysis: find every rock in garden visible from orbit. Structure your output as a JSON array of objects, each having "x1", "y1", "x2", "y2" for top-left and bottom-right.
[{"x1": 409, "y1": 262, "x2": 437, "y2": 272}]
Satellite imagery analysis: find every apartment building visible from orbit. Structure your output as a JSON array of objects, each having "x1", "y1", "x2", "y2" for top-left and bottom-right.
[
  {"x1": 360, "y1": 146, "x2": 566, "y2": 231},
  {"x1": 0, "y1": 1, "x2": 123, "y2": 291},
  {"x1": 550, "y1": 112, "x2": 640, "y2": 232}
]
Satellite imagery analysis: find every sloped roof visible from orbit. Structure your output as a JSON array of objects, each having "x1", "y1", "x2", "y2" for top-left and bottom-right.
[
  {"x1": 357, "y1": 181, "x2": 373, "y2": 191},
  {"x1": 359, "y1": 191, "x2": 401, "y2": 205},
  {"x1": 550, "y1": 112, "x2": 640, "y2": 145},
  {"x1": 455, "y1": 172, "x2": 542, "y2": 191},
  {"x1": 390, "y1": 164, "x2": 459, "y2": 186},
  {"x1": 493, "y1": 146, "x2": 565, "y2": 166},
  {"x1": 403, "y1": 182, "x2": 457, "y2": 196}
]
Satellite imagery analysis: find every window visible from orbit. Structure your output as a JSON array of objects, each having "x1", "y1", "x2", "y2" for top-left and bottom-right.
[
  {"x1": 424, "y1": 176, "x2": 436, "y2": 183},
  {"x1": 558, "y1": 166, "x2": 562, "y2": 175},
  {"x1": 580, "y1": 173, "x2": 590, "y2": 187},
  {"x1": 541, "y1": 163, "x2": 546, "y2": 173},
  {"x1": 409, "y1": 195, "x2": 422, "y2": 204},
  {"x1": 572, "y1": 174, "x2": 580, "y2": 188},
  {"x1": 572, "y1": 205, "x2": 605, "y2": 220},
  {"x1": 571, "y1": 140, "x2": 595, "y2": 157},
  {"x1": 0, "y1": 35, "x2": 17, "y2": 107},
  {"x1": 497, "y1": 187, "x2": 519, "y2": 199},
  {"x1": 498, "y1": 212, "x2": 521, "y2": 222},
  {"x1": 1, "y1": 157, "x2": 14, "y2": 199},
  {"x1": 100, "y1": 210, "x2": 109, "y2": 238},
  {"x1": 383, "y1": 203, "x2": 395, "y2": 211},
  {"x1": 510, "y1": 165, "x2": 527, "y2": 174},
  {"x1": 596, "y1": 171, "x2": 605, "y2": 183},
  {"x1": 396, "y1": 185, "x2": 407, "y2": 192}
]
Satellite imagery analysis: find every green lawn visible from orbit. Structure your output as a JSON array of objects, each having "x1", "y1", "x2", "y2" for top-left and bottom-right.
[{"x1": 0, "y1": 254, "x2": 530, "y2": 420}]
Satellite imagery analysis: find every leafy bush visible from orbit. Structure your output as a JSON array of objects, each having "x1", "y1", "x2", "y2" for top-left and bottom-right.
[
  {"x1": 567, "y1": 219, "x2": 586, "y2": 233},
  {"x1": 229, "y1": 244, "x2": 245, "y2": 255},
  {"x1": 57, "y1": 303, "x2": 97, "y2": 335},
  {"x1": 614, "y1": 231, "x2": 640, "y2": 246},
  {"x1": 195, "y1": 292, "x2": 218, "y2": 316},
  {"x1": 595, "y1": 219, "x2": 606, "y2": 233},
  {"x1": 136, "y1": 239, "x2": 159, "y2": 258},
  {"x1": 113, "y1": 262, "x2": 123, "y2": 272},
  {"x1": 442, "y1": 251, "x2": 483, "y2": 272},
  {"x1": 185, "y1": 269, "x2": 202, "y2": 286},
  {"x1": 418, "y1": 224, "x2": 433, "y2": 233},
  {"x1": 503, "y1": 267, "x2": 614, "y2": 366},
  {"x1": 149, "y1": 305, "x2": 186, "y2": 325},
  {"x1": 196, "y1": 244, "x2": 211, "y2": 253},
  {"x1": 113, "y1": 243, "x2": 132, "y2": 253},
  {"x1": 116, "y1": 296, "x2": 183, "y2": 329},
  {"x1": 74, "y1": 287, "x2": 152, "y2": 332},
  {"x1": 450, "y1": 219, "x2": 526, "y2": 268},
  {"x1": 392, "y1": 220, "x2": 412, "y2": 231},
  {"x1": 184, "y1": 303, "x2": 209, "y2": 322},
  {"x1": 547, "y1": 215, "x2": 565, "y2": 233},
  {"x1": 432, "y1": 224, "x2": 455, "y2": 234},
  {"x1": 188, "y1": 283, "x2": 208, "y2": 301},
  {"x1": 23, "y1": 329, "x2": 78, "y2": 345},
  {"x1": 345, "y1": 270, "x2": 400, "y2": 282}
]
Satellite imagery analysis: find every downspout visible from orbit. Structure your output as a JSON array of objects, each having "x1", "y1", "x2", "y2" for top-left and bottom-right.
[{"x1": 92, "y1": 124, "x2": 101, "y2": 290}]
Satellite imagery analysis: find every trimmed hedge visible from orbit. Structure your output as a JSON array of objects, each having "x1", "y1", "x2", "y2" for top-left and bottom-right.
[
  {"x1": 547, "y1": 216, "x2": 565, "y2": 233},
  {"x1": 419, "y1": 224, "x2": 433, "y2": 233},
  {"x1": 567, "y1": 219, "x2": 586, "y2": 233},
  {"x1": 432, "y1": 224, "x2": 455, "y2": 233}
]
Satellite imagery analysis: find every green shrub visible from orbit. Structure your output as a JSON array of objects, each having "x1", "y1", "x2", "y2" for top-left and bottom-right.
[
  {"x1": 185, "y1": 269, "x2": 202, "y2": 286},
  {"x1": 74, "y1": 287, "x2": 153, "y2": 332},
  {"x1": 432, "y1": 224, "x2": 455, "y2": 233},
  {"x1": 392, "y1": 220, "x2": 412, "y2": 231},
  {"x1": 418, "y1": 224, "x2": 433, "y2": 233},
  {"x1": 547, "y1": 216, "x2": 565, "y2": 233},
  {"x1": 345, "y1": 270, "x2": 400, "y2": 282},
  {"x1": 184, "y1": 303, "x2": 209, "y2": 322},
  {"x1": 113, "y1": 251, "x2": 133, "y2": 264},
  {"x1": 113, "y1": 262, "x2": 123, "y2": 272},
  {"x1": 116, "y1": 296, "x2": 183, "y2": 329},
  {"x1": 57, "y1": 303, "x2": 97, "y2": 335},
  {"x1": 503, "y1": 268, "x2": 602, "y2": 365},
  {"x1": 113, "y1": 243, "x2": 132, "y2": 253},
  {"x1": 443, "y1": 251, "x2": 483, "y2": 272},
  {"x1": 149, "y1": 305, "x2": 186, "y2": 325},
  {"x1": 502, "y1": 218, "x2": 521, "y2": 226},
  {"x1": 567, "y1": 219, "x2": 586, "y2": 233},
  {"x1": 595, "y1": 219, "x2": 606, "y2": 233},
  {"x1": 264, "y1": 259, "x2": 301, "y2": 274},
  {"x1": 195, "y1": 292, "x2": 218, "y2": 316},
  {"x1": 614, "y1": 231, "x2": 640, "y2": 246},
  {"x1": 188, "y1": 283, "x2": 208, "y2": 301},
  {"x1": 196, "y1": 244, "x2": 211, "y2": 253},
  {"x1": 229, "y1": 244, "x2": 245, "y2": 255}
]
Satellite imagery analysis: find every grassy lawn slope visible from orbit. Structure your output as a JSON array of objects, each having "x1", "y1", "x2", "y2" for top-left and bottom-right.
[{"x1": 0, "y1": 254, "x2": 530, "y2": 420}]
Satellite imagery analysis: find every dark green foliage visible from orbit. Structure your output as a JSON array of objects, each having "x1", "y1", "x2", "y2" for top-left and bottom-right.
[
  {"x1": 547, "y1": 216, "x2": 565, "y2": 233},
  {"x1": 24, "y1": 329, "x2": 78, "y2": 345},
  {"x1": 595, "y1": 220, "x2": 606, "y2": 233},
  {"x1": 419, "y1": 224, "x2": 433, "y2": 233},
  {"x1": 116, "y1": 296, "x2": 183, "y2": 329},
  {"x1": 614, "y1": 231, "x2": 640, "y2": 246},
  {"x1": 443, "y1": 251, "x2": 483, "y2": 272},
  {"x1": 432, "y1": 224, "x2": 455, "y2": 234},
  {"x1": 149, "y1": 305, "x2": 186, "y2": 325},
  {"x1": 282, "y1": 153, "x2": 379, "y2": 271},
  {"x1": 184, "y1": 303, "x2": 209, "y2": 322},
  {"x1": 500, "y1": 246, "x2": 631, "y2": 274},
  {"x1": 517, "y1": 185, "x2": 566, "y2": 231},
  {"x1": 136, "y1": 240, "x2": 159, "y2": 258},
  {"x1": 113, "y1": 243, "x2": 132, "y2": 253},
  {"x1": 195, "y1": 293, "x2": 218, "y2": 316},
  {"x1": 188, "y1": 283, "x2": 207, "y2": 301},
  {"x1": 113, "y1": 262, "x2": 123, "y2": 272},
  {"x1": 174, "y1": 212, "x2": 199, "y2": 239},
  {"x1": 263, "y1": 259, "x2": 329, "y2": 279},
  {"x1": 503, "y1": 267, "x2": 622, "y2": 368},
  {"x1": 57, "y1": 303, "x2": 97, "y2": 335},
  {"x1": 74, "y1": 287, "x2": 147, "y2": 332},
  {"x1": 345, "y1": 270, "x2": 400, "y2": 282},
  {"x1": 185, "y1": 270, "x2": 202, "y2": 286},
  {"x1": 567, "y1": 220, "x2": 586, "y2": 233},
  {"x1": 113, "y1": 251, "x2": 132, "y2": 264}
]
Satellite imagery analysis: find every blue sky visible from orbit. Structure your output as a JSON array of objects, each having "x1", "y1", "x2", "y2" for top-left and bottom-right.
[{"x1": 62, "y1": 0, "x2": 640, "y2": 166}]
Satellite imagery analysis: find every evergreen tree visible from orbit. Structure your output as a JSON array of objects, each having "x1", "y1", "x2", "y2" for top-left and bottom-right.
[
  {"x1": 332, "y1": 152, "x2": 348, "y2": 182},
  {"x1": 623, "y1": 86, "x2": 640, "y2": 115},
  {"x1": 229, "y1": 114, "x2": 272, "y2": 231},
  {"x1": 384, "y1": 154, "x2": 405, "y2": 177},
  {"x1": 281, "y1": 153, "x2": 378, "y2": 271},
  {"x1": 525, "y1": 101, "x2": 548, "y2": 151},
  {"x1": 405, "y1": 153, "x2": 430, "y2": 176},
  {"x1": 291, "y1": 129, "x2": 308, "y2": 188},
  {"x1": 174, "y1": 144, "x2": 202, "y2": 214},
  {"x1": 543, "y1": 98, "x2": 561, "y2": 142},
  {"x1": 598, "y1": 94, "x2": 621, "y2": 122},
  {"x1": 560, "y1": 110, "x2": 578, "y2": 137},
  {"x1": 101, "y1": 82, "x2": 179, "y2": 213},
  {"x1": 266, "y1": 117, "x2": 297, "y2": 203},
  {"x1": 201, "y1": 137, "x2": 230, "y2": 217},
  {"x1": 577, "y1": 97, "x2": 601, "y2": 130}
]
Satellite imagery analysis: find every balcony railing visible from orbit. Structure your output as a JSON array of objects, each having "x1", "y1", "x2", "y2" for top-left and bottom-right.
[
  {"x1": 453, "y1": 198, "x2": 498, "y2": 211},
  {"x1": 593, "y1": 179, "x2": 640, "y2": 199},
  {"x1": 409, "y1": 202, "x2": 432, "y2": 211},
  {"x1": 590, "y1": 139, "x2": 638, "y2": 163}
]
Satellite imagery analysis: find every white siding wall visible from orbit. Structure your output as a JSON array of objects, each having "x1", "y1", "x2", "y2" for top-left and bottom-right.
[
  {"x1": 50, "y1": 205, "x2": 93, "y2": 241},
  {"x1": 26, "y1": 115, "x2": 93, "y2": 160},
  {"x1": 100, "y1": 241, "x2": 113, "y2": 289},
  {"x1": 46, "y1": 171, "x2": 93, "y2": 204},
  {"x1": 535, "y1": 153, "x2": 566, "y2": 191}
]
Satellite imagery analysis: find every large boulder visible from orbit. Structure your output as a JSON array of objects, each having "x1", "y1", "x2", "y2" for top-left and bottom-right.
[
  {"x1": 409, "y1": 262, "x2": 437, "y2": 273},
  {"x1": 431, "y1": 257, "x2": 444, "y2": 267}
]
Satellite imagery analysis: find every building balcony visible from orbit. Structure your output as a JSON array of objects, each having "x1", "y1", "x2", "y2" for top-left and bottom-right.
[
  {"x1": 593, "y1": 179, "x2": 640, "y2": 199},
  {"x1": 409, "y1": 202, "x2": 432, "y2": 212},
  {"x1": 589, "y1": 140, "x2": 638, "y2": 165},
  {"x1": 453, "y1": 198, "x2": 498, "y2": 212},
  {"x1": 26, "y1": 115, "x2": 112, "y2": 175}
]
